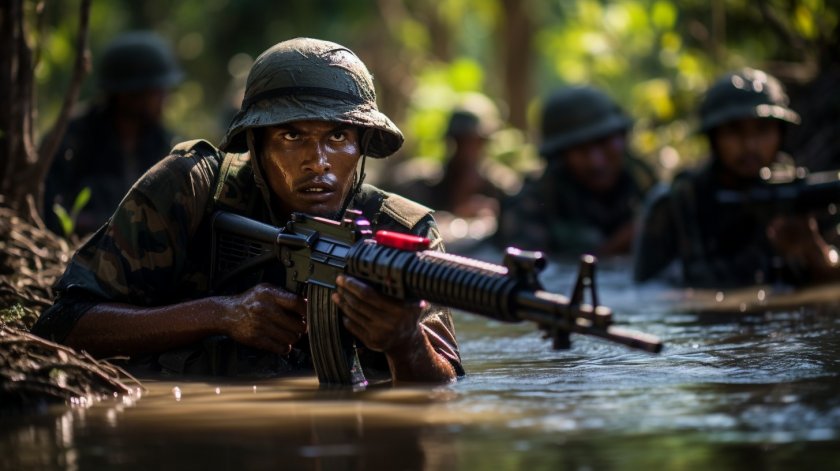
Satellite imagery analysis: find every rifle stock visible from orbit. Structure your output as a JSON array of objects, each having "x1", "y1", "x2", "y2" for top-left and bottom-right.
[{"x1": 210, "y1": 210, "x2": 663, "y2": 385}]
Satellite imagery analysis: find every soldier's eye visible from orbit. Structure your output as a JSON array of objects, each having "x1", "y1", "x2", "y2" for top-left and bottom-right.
[
  {"x1": 283, "y1": 132, "x2": 300, "y2": 141},
  {"x1": 329, "y1": 131, "x2": 347, "y2": 142}
]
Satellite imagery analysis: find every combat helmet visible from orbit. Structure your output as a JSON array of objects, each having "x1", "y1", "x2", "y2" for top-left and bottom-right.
[
  {"x1": 445, "y1": 93, "x2": 502, "y2": 139},
  {"x1": 97, "y1": 31, "x2": 183, "y2": 93},
  {"x1": 539, "y1": 85, "x2": 631, "y2": 158},
  {"x1": 220, "y1": 37, "x2": 403, "y2": 158},
  {"x1": 699, "y1": 67, "x2": 800, "y2": 132}
]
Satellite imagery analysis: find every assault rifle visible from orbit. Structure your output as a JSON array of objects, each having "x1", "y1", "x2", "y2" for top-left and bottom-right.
[
  {"x1": 210, "y1": 210, "x2": 663, "y2": 385},
  {"x1": 716, "y1": 166, "x2": 840, "y2": 213}
]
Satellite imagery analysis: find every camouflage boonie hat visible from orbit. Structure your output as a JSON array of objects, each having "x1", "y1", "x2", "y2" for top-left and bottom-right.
[
  {"x1": 539, "y1": 86, "x2": 631, "y2": 158},
  {"x1": 97, "y1": 31, "x2": 183, "y2": 93},
  {"x1": 700, "y1": 67, "x2": 800, "y2": 132},
  {"x1": 220, "y1": 37, "x2": 403, "y2": 158}
]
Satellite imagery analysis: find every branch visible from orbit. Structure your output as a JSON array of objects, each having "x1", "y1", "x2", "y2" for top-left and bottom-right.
[
  {"x1": 36, "y1": 0, "x2": 92, "y2": 176},
  {"x1": 756, "y1": 0, "x2": 811, "y2": 56}
]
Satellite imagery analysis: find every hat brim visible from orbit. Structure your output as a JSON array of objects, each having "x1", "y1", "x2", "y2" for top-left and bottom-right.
[
  {"x1": 700, "y1": 104, "x2": 800, "y2": 132},
  {"x1": 539, "y1": 114, "x2": 631, "y2": 157},
  {"x1": 219, "y1": 95, "x2": 403, "y2": 158}
]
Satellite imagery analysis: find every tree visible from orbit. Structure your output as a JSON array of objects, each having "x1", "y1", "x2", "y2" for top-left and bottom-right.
[{"x1": 0, "y1": 0, "x2": 91, "y2": 224}]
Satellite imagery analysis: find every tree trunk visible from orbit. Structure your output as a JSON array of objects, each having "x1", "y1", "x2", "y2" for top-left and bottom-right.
[
  {"x1": 0, "y1": 0, "x2": 90, "y2": 226},
  {"x1": 0, "y1": 0, "x2": 39, "y2": 220},
  {"x1": 500, "y1": 0, "x2": 533, "y2": 131}
]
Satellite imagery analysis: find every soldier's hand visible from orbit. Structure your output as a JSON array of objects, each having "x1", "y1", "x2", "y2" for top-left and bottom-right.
[
  {"x1": 331, "y1": 275, "x2": 424, "y2": 353},
  {"x1": 766, "y1": 215, "x2": 821, "y2": 258},
  {"x1": 222, "y1": 283, "x2": 307, "y2": 355}
]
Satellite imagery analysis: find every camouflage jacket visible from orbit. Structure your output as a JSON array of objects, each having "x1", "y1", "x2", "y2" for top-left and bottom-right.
[
  {"x1": 495, "y1": 154, "x2": 656, "y2": 256},
  {"x1": 632, "y1": 156, "x2": 834, "y2": 288},
  {"x1": 33, "y1": 140, "x2": 463, "y2": 377}
]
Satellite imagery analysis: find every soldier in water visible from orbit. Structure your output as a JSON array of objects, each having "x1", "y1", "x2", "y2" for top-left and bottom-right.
[
  {"x1": 496, "y1": 85, "x2": 656, "y2": 257},
  {"x1": 633, "y1": 67, "x2": 840, "y2": 287}
]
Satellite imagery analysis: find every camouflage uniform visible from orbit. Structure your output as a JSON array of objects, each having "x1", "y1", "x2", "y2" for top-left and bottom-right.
[
  {"x1": 33, "y1": 38, "x2": 463, "y2": 377},
  {"x1": 633, "y1": 157, "x2": 802, "y2": 287},
  {"x1": 633, "y1": 68, "x2": 821, "y2": 287},
  {"x1": 33, "y1": 141, "x2": 463, "y2": 376},
  {"x1": 496, "y1": 155, "x2": 656, "y2": 255},
  {"x1": 495, "y1": 85, "x2": 656, "y2": 255}
]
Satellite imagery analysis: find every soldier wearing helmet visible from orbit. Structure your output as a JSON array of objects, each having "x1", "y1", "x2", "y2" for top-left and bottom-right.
[
  {"x1": 43, "y1": 31, "x2": 184, "y2": 236},
  {"x1": 33, "y1": 38, "x2": 463, "y2": 383},
  {"x1": 380, "y1": 95, "x2": 512, "y2": 249},
  {"x1": 495, "y1": 85, "x2": 656, "y2": 257},
  {"x1": 634, "y1": 68, "x2": 840, "y2": 287}
]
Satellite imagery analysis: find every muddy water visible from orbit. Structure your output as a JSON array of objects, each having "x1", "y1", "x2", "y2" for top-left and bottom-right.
[{"x1": 2, "y1": 257, "x2": 840, "y2": 470}]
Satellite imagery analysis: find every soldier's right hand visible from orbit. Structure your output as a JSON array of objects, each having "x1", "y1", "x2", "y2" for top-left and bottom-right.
[{"x1": 220, "y1": 283, "x2": 307, "y2": 355}]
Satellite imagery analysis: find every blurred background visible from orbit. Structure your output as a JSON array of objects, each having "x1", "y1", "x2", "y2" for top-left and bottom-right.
[{"x1": 32, "y1": 0, "x2": 840, "y2": 185}]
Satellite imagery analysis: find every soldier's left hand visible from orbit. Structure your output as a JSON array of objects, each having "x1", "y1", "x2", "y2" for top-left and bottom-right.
[{"x1": 331, "y1": 275, "x2": 425, "y2": 352}]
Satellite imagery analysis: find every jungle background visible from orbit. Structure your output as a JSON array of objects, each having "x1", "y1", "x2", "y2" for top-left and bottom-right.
[
  {"x1": 14, "y1": 0, "x2": 840, "y2": 203},
  {"x1": 0, "y1": 0, "x2": 838, "y2": 408}
]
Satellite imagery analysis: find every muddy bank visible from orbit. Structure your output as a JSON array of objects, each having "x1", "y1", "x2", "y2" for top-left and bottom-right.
[{"x1": 0, "y1": 204, "x2": 136, "y2": 409}]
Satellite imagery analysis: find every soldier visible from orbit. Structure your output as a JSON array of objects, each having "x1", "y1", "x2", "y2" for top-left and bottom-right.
[
  {"x1": 43, "y1": 31, "x2": 183, "y2": 236},
  {"x1": 32, "y1": 38, "x2": 463, "y2": 383},
  {"x1": 633, "y1": 67, "x2": 840, "y2": 287},
  {"x1": 495, "y1": 85, "x2": 656, "y2": 257}
]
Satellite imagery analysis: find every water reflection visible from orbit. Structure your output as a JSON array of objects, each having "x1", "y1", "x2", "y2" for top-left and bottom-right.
[{"x1": 2, "y1": 258, "x2": 840, "y2": 469}]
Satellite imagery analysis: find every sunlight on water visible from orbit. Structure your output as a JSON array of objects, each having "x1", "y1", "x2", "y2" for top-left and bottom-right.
[{"x1": 2, "y1": 255, "x2": 839, "y2": 470}]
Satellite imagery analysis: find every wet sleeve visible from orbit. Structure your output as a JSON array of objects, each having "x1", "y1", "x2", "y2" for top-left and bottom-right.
[
  {"x1": 31, "y1": 152, "x2": 219, "y2": 342},
  {"x1": 410, "y1": 215, "x2": 466, "y2": 377}
]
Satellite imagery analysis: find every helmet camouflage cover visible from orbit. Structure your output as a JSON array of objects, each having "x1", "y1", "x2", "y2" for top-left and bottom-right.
[
  {"x1": 699, "y1": 67, "x2": 800, "y2": 132},
  {"x1": 220, "y1": 37, "x2": 403, "y2": 158},
  {"x1": 539, "y1": 85, "x2": 631, "y2": 158}
]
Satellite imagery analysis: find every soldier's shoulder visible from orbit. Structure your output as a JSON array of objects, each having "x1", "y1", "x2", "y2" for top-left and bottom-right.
[
  {"x1": 170, "y1": 139, "x2": 222, "y2": 159},
  {"x1": 356, "y1": 184, "x2": 434, "y2": 232}
]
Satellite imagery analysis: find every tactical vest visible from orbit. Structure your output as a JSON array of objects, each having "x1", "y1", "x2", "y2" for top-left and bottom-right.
[{"x1": 161, "y1": 139, "x2": 437, "y2": 376}]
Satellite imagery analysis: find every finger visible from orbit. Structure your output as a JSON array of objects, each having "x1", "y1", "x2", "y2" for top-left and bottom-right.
[
  {"x1": 332, "y1": 291, "x2": 374, "y2": 325},
  {"x1": 336, "y1": 275, "x2": 382, "y2": 306},
  {"x1": 265, "y1": 286, "x2": 307, "y2": 317},
  {"x1": 341, "y1": 312, "x2": 368, "y2": 340}
]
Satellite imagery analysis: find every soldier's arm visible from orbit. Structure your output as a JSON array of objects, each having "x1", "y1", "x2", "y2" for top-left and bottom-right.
[
  {"x1": 63, "y1": 284, "x2": 306, "y2": 357},
  {"x1": 633, "y1": 184, "x2": 679, "y2": 282}
]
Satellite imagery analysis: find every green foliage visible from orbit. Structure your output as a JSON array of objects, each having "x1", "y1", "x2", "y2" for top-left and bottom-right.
[
  {"x1": 52, "y1": 187, "x2": 90, "y2": 239},
  {"x1": 31, "y1": 0, "x2": 839, "y2": 183}
]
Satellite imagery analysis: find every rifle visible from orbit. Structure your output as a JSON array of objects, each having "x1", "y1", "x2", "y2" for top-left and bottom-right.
[
  {"x1": 210, "y1": 210, "x2": 663, "y2": 385},
  {"x1": 716, "y1": 166, "x2": 840, "y2": 213}
]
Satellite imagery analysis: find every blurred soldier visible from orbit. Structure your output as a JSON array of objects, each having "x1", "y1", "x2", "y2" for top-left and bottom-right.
[
  {"x1": 495, "y1": 85, "x2": 656, "y2": 257},
  {"x1": 43, "y1": 31, "x2": 183, "y2": 236},
  {"x1": 382, "y1": 96, "x2": 515, "y2": 249},
  {"x1": 385, "y1": 97, "x2": 506, "y2": 217},
  {"x1": 633, "y1": 67, "x2": 840, "y2": 287}
]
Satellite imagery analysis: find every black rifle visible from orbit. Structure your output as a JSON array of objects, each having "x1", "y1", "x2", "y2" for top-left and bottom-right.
[
  {"x1": 716, "y1": 167, "x2": 840, "y2": 213},
  {"x1": 210, "y1": 210, "x2": 663, "y2": 385}
]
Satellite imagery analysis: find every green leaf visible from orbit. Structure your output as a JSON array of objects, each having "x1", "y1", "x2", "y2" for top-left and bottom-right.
[
  {"x1": 71, "y1": 187, "x2": 92, "y2": 216},
  {"x1": 53, "y1": 203, "x2": 73, "y2": 239}
]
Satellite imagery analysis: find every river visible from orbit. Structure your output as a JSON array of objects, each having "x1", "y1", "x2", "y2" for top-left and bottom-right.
[{"x1": 2, "y1": 255, "x2": 839, "y2": 470}]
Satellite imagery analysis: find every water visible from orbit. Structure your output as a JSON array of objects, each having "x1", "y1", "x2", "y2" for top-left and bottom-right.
[{"x1": 2, "y1": 256, "x2": 840, "y2": 470}]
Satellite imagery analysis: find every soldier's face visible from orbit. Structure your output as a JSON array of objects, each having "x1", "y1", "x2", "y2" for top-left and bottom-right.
[
  {"x1": 712, "y1": 118, "x2": 781, "y2": 180},
  {"x1": 562, "y1": 132, "x2": 625, "y2": 194},
  {"x1": 261, "y1": 121, "x2": 361, "y2": 218}
]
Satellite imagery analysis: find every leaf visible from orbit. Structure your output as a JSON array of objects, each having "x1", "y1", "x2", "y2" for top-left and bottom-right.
[
  {"x1": 71, "y1": 187, "x2": 91, "y2": 216},
  {"x1": 53, "y1": 203, "x2": 73, "y2": 239}
]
